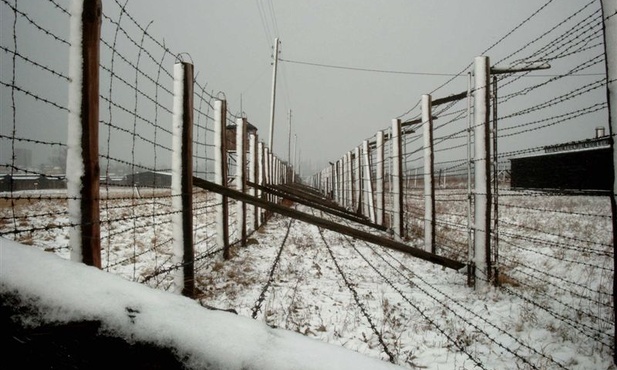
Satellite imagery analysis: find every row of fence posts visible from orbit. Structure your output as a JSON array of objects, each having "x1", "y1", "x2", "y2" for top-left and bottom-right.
[
  {"x1": 312, "y1": 56, "x2": 502, "y2": 290},
  {"x1": 62, "y1": 0, "x2": 617, "y2": 361},
  {"x1": 65, "y1": 0, "x2": 292, "y2": 298}
]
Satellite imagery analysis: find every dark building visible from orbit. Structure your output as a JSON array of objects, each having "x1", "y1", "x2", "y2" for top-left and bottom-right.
[
  {"x1": 0, "y1": 174, "x2": 66, "y2": 192},
  {"x1": 510, "y1": 129, "x2": 611, "y2": 192},
  {"x1": 124, "y1": 171, "x2": 172, "y2": 188}
]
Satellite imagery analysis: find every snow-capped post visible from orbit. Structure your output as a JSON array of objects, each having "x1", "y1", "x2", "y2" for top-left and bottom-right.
[
  {"x1": 362, "y1": 140, "x2": 376, "y2": 223},
  {"x1": 214, "y1": 100, "x2": 230, "y2": 260},
  {"x1": 236, "y1": 117, "x2": 247, "y2": 246},
  {"x1": 422, "y1": 94, "x2": 436, "y2": 253},
  {"x1": 376, "y1": 130, "x2": 385, "y2": 226},
  {"x1": 600, "y1": 0, "x2": 617, "y2": 361},
  {"x1": 171, "y1": 61, "x2": 194, "y2": 297},
  {"x1": 249, "y1": 133, "x2": 257, "y2": 231},
  {"x1": 391, "y1": 119, "x2": 404, "y2": 241},
  {"x1": 473, "y1": 56, "x2": 492, "y2": 288},
  {"x1": 67, "y1": 0, "x2": 102, "y2": 268}
]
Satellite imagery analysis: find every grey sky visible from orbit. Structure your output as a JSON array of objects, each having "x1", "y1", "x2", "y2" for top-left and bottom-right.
[
  {"x1": 1, "y1": 0, "x2": 607, "y2": 175},
  {"x1": 114, "y1": 0, "x2": 608, "y2": 172}
]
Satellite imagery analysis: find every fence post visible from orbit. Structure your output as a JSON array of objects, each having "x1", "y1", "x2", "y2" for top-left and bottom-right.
[
  {"x1": 466, "y1": 71, "x2": 475, "y2": 287},
  {"x1": 347, "y1": 151, "x2": 353, "y2": 210},
  {"x1": 600, "y1": 0, "x2": 617, "y2": 361},
  {"x1": 67, "y1": 0, "x2": 102, "y2": 268},
  {"x1": 171, "y1": 61, "x2": 194, "y2": 297},
  {"x1": 258, "y1": 141, "x2": 265, "y2": 225},
  {"x1": 214, "y1": 100, "x2": 230, "y2": 259},
  {"x1": 376, "y1": 131, "x2": 385, "y2": 226},
  {"x1": 362, "y1": 140, "x2": 376, "y2": 222},
  {"x1": 423, "y1": 94, "x2": 436, "y2": 253},
  {"x1": 249, "y1": 133, "x2": 257, "y2": 231},
  {"x1": 354, "y1": 146, "x2": 362, "y2": 214},
  {"x1": 236, "y1": 117, "x2": 247, "y2": 246},
  {"x1": 473, "y1": 56, "x2": 492, "y2": 288},
  {"x1": 391, "y1": 119, "x2": 404, "y2": 240}
]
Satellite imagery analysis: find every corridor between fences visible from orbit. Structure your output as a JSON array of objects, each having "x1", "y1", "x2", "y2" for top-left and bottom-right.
[{"x1": 1, "y1": 0, "x2": 616, "y2": 368}]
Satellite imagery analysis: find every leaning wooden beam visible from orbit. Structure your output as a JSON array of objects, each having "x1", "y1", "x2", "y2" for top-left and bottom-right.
[
  {"x1": 194, "y1": 177, "x2": 466, "y2": 270},
  {"x1": 276, "y1": 183, "x2": 351, "y2": 214},
  {"x1": 248, "y1": 181, "x2": 387, "y2": 232}
]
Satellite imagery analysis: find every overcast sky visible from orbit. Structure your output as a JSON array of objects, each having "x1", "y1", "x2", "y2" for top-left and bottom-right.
[
  {"x1": 1, "y1": 0, "x2": 607, "y2": 175},
  {"x1": 112, "y1": 0, "x2": 608, "y2": 172}
]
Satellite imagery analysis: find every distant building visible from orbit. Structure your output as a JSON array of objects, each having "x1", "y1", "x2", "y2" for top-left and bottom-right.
[
  {"x1": 510, "y1": 127, "x2": 611, "y2": 193},
  {"x1": 124, "y1": 171, "x2": 172, "y2": 188},
  {"x1": 0, "y1": 173, "x2": 65, "y2": 192}
]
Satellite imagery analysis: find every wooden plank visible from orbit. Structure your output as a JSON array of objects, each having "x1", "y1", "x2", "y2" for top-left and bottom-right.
[
  {"x1": 276, "y1": 183, "x2": 351, "y2": 214},
  {"x1": 248, "y1": 181, "x2": 387, "y2": 232},
  {"x1": 194, "y1": 177, "x2": 466, "y2": 270}
]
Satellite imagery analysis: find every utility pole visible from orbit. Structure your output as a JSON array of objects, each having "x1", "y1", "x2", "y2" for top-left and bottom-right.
[{"x1": 268, "y1": 38, "x2": 280, "y2": 152}]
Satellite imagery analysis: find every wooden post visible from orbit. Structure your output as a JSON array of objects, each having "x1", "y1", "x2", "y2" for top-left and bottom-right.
[
  {"x1": 67, "y1": 0, "x2": 102, "y2": 268},
  {"x1": 391, "y1": 119, "x2": 404, "y2": 240},
  {"x1": 422, "y1": 94, "x2": 436, "y2": 253},
  {"x1": 171, "y1": 61, "x2": 194, "y2": 297},
  {"x1": 473, "y1": 56, "x2": 492, "y2": 288},
  {"x1": 214, "y1": 100, "x2": 230, "y2": 259},
  {"x1": 600, "y1": 0, "x2": 616, "y2": 362},
  {"x1": 376, "y1": 131, "x2": 385, "y2": 226},
  {"x1": 236, "y1": 117, "x2": 247, "y2": 246}
]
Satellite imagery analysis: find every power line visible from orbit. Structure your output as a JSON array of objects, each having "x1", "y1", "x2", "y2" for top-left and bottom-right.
[{"x1": 279, "y1": 58, "x2": 465, "y2": 77}]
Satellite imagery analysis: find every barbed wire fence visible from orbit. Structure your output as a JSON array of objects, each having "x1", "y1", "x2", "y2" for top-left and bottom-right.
[
  {"x1": 1, "y1": 0, "x2": 616, "y2": 368},
  {"x1": 0, "y1": 0, "x2": 291, "y2": 298},
  {"x1": 311, "y1": 0, "x2": 615, "y2": 362}
]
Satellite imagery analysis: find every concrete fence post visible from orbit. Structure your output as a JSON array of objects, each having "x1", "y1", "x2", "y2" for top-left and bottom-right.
[
  {"x1": 214, "y1": 100, "x2": 230, "y2": 260},
  {"x1": 473, "y1": 56, "x2": 492, "y2": 288},
  {"x1": 391, "y1": 119, "x2": 404, "y2": 240},
  {"x1": 171, "y1": 61, "x2": 195, "y2": 296},
  {"x1": 422, "y1": 94, "x2": 436, "y2": 253},
  {"x1": 236, "y1": 117, "x2": 247, "y2": 246}
]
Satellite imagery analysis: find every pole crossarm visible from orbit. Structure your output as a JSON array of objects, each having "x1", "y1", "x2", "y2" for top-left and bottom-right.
[
  {"x1": 194, "y1": 177, "x2": 466, "y2": 270},
  {"x1": 432, "y1": 91, "x2": 468, "y2": 106}
]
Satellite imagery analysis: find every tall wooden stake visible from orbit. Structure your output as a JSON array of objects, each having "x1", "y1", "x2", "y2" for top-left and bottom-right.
[
  {"x1": 600, "y1": 0, "x2": 617, "y2": 362},
  {"x1": 67, "y1": 0, "x2": 102, "y2": 268}
]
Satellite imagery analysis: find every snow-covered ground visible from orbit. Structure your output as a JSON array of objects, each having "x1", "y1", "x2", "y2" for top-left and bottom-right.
[{"x1": 0, "y1": 188, "x2": 614, "y2": 369}]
